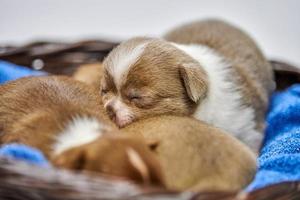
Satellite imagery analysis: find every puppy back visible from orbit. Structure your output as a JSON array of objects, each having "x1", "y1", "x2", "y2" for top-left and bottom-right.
[
  {"x1": 164, "y1": 19, "x2": 275, "y2": 130},
  {"x1": 122, "y1": 115, "x2": 256, "y2": 191}
]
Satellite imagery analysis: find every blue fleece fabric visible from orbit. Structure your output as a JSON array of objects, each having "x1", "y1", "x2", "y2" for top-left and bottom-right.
[
  {"x1": 0, "y1": 61, "x2": 300, "y2": 190},
  {"x1": 0, "y1": 143, "x2": 49, "y2": 166},
  {"x1": 0, "y1": 60, "x2": 46, "y2": 84},
  {"x1": 246, "y1": 84, "x2": 300, "y2": 191},
  {"x1": 0, "y1": 60, "x2": 48, "y2": 166}
]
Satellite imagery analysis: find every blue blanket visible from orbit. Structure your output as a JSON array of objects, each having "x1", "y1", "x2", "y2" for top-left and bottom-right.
[
  {"x1": 0, "y1": 60, "x2": 299, "y2": 191},
  {"x1": 0, "y1": 60, "x2": 46, "y2": 84},
  {"x1": 246, "y1": 85, "x2": 300, "y2": 191}
]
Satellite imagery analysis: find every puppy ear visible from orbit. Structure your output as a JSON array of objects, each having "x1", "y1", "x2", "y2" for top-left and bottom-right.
[
  {"x1": 147, "y1": 139, "x2": 159, "y2": 151},
  {"x1": 126, "y1": 147, "x2": 150, "y2": 184},
  {"x1": 179, "y1": 63, "x2": 208, "y2": 102},
  {"x1": 52, "y1": 147, "x2": 86, "y2": 170}
]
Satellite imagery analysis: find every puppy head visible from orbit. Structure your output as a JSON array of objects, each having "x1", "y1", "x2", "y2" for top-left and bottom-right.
[
  {"x1": 52, "y1": 136, "x2": 165, "y2": 187},
  {"x1": 101, "y1": 37, "x2": 208, "y2": 127}
]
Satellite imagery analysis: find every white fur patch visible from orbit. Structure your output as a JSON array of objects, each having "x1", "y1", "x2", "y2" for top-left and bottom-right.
[
  {"x1": 110, "y1": 43, "x2": 147, "y2": 89},
  {"x1": 173, "y1": 43, "x2": 262, "y2": 151},
  {"x1": 53, "y1": 117, "x2": 104, "y2": 155}
]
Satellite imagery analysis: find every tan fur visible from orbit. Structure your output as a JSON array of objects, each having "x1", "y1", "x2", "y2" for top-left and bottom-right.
[
  {"x1": 73, "y1": 62, "x2": 104, "y2": 87},
  {"x1": 52, "y1": 135, "x2": 165, "y2": 186},
  {"x1": 0, "y1": 76, "x2": 164, "y2": 187},
  {"x1": 122, "y1": 115, "x2": 256, "y2": 191},
  {"x1": 0, "y1": 76, "x2": 114, "y2": 157},
  {"x1": 164, "y1": 19, "x2": 274, "y2": 130},
  {"x1": 179, "y1": 64, "x2": 208, "y2": 102}
]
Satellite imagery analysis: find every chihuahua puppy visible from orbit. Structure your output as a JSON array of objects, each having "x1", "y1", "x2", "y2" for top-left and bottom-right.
[
  {"x1": 0, "y1": 76, "x2": 164, "y2": 186},
  {"x1": 0, "y1": 76, "x2": 111, "y2": 157},
  {"x1": 100, "y1": 19, "x2": 275, "y2": 151},
  {"x1": 122, "y1": 115, "x2": 257, "y2": 191},
  {"x1": 53, "y1": 135, "x2": 165, "y2": 186}
]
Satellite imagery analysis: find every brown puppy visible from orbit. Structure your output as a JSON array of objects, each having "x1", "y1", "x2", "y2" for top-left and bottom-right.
[
  {"x1": 0, "y1": 76, "x2": 164, "y2": 186},
  {"x1": 100, "y1": 19, "x2": 275, "y2": 151},
  {"x1": 122, "y1": 115, "x2": 257, "y2": 192},
  {"x1": 0, "y1": 76, "x2": 112, "y2": 157}
]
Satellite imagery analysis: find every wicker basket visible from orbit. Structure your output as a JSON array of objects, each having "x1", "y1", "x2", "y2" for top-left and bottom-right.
[{"x1": 1, "y1": 40, "x2": 300, "y2": 200}]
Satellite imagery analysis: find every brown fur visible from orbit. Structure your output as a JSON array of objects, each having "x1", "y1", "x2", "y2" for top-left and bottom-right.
[
  {"x1": 122, "y1": 115, "x2": 257, "y2": 191},
  {"x1": 73, "y1": 62, "x2": 104, "y2": 87},
  {"x1": 0, "y1": 76, "x2": 113, "y2": 157},
  {"x1": 0, "y1": 76, "x2": 164, "y2": 186},
  {"x1": 52, "y1": 135, "x2": 165, "y2": 187}
]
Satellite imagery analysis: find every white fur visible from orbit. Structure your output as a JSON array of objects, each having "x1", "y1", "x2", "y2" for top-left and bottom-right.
[
  {"x1": 110, "y1": 43, "x2": 147, "y2": 89},
  {"x1": 53, "y1": 116, "x2": 104, "y2": 155},
  {"x1": 173, "y1": 43, "x2": 262, "y2": 151}
]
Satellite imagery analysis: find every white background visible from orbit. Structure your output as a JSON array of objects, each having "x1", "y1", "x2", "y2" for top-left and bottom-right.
[{"x1": 1, "y1": 0, "x2": 299, "y2": 65}]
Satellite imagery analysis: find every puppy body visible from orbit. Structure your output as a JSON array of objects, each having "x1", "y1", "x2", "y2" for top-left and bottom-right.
[
  {"x1": 0, "y1": 76, "x2": 113, "y2": 157},
  {"x1": 0, "y1": 76, "x2": 164, "y2": 186},
  {"x1": 164, "y1": 20, "x2": 274, "y2": 131},
  {"x1": 101, "y1": 20, "x2": 275, "y2": 151},
  {"x1": 73, "y1": 62, "x2": 104, "y2": 86},
  {"x1": 122, "y1": 115, "x2": 257, "y2": 191}
]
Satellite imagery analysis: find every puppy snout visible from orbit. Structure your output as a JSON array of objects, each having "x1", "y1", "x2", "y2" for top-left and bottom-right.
[
  {"x1": 106, "y1": 102, "x2": 115, "y2": 113},
  {"x1": 104, "y1": 100, "x2": 134, "y2": 127},
  {"x1": 105, "y1": 101, "x2": 117, "y2": 119}
]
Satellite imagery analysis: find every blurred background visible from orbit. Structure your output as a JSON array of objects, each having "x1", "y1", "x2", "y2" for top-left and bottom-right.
[{"x1": 1, "y1": 0, "x2": 299, "y2": 65}]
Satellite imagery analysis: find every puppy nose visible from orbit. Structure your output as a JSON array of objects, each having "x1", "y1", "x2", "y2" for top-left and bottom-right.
[
  {"x1": 105, "y1": 101, "x2": 117, "y2": 119},
  {"x1": 106, "y1": 103, "x2": 114, "y2": 113}
]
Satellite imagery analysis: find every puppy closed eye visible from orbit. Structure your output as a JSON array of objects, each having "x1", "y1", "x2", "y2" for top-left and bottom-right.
[
  {"x1": 127, "y1": 92, "x2": 155, "y2": 108},
  {"x1": 101, "y1": 83, "x2": 112, "y2": 96},
  {"x1": 128, "y1": 93, "x2": 142, "y2": 101},
  {"x1": 101, "y1": 87, "x2": 109, "y2": 96},
  {"x1": 100, "y1": 74, "x2": 115, "y2": 96}
]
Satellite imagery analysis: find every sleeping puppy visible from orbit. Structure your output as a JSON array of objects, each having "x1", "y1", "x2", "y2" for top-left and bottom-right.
[
  {"x1": 0, "y1": 76, "x2": 164, "y2": 186},
  {"x1": 122, "y1": 115, "x2": 256, "y2": 191},
  {"x1": 0, "y1": 76, "x2": 254, "y2": 191},
  {"x1": 53, "y1": 115, "x2": 256, "y2": 192},
  {"x1": 100, "y1": 19, "x2": 275, "y2": 151},
  {"x1": 0, "y1": 76, "x2": 112, "y2": 157},
  {"x1": 53, "y1": 135, "x2": 165, "y2": 186}
]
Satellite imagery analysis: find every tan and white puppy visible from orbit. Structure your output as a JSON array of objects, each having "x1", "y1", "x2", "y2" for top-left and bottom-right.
[
  {"x1": 100, "y1": 19, "x2": 275, "y2": 151},
  {"x1": 0, "y1": 76, "x2": 164, "y2": 186}
]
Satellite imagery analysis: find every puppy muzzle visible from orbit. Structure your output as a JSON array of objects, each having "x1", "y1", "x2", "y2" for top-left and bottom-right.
[{"x1": 105, "y1": 100, "x2": 134, "y2": 128}]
